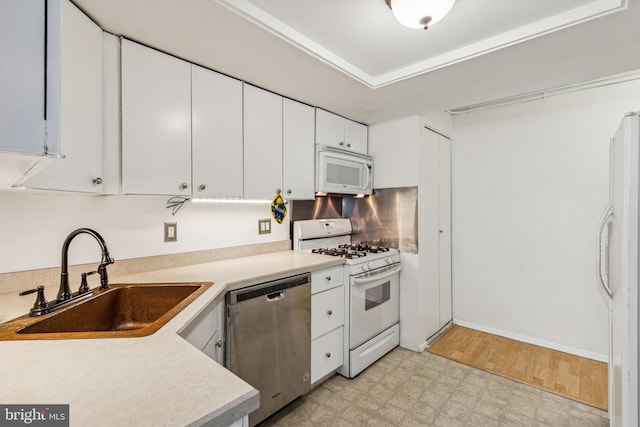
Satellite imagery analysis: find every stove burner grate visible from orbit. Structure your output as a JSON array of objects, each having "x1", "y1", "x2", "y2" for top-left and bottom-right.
[
  {"x1": 312, "y1": 247, "x2": 368, "y2": 259},
  {"x1": 339, "y1": 243, "x2": 390, "y2": 254}
]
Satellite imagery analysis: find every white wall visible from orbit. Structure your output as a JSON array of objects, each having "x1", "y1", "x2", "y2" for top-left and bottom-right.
[
  {"x1": 369, "y1": 115, "x2": 422, "y2": 189},
  {"x1": 0, "y1": 192, "x2": 289, "y2": 274},
  {"x1": 452, "y1": 79, "x2": 640, "y2": 360}
]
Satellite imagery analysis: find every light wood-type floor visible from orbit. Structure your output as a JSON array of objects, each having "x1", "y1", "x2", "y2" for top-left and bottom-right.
[{"x1": 428, "y1": 325, "x2": 608, "y2": 411}]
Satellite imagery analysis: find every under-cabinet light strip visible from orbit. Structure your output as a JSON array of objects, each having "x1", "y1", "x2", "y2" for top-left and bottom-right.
[
  {"x1": 447, "y1": 68, "x2": 640, "y2": 115},
  {"x1": 191, "y1": 198, "x2": 272, "y2": 204}
]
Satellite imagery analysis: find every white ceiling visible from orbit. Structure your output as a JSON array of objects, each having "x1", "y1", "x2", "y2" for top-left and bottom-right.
[
  {"x1": 74, "y1": 0, "x2": 640, "y2": 124},
  {"x1": 218, "y1": 0, "x2": 626, "y2": 88}
]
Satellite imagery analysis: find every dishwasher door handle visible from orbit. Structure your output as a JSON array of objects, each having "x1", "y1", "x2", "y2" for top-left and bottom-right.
[{"x1": 266, "y1": 290, "x2": 287, "y2": 301}]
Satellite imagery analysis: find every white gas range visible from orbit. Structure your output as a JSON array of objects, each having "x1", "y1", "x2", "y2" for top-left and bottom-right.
[{"x1": 293, "y1": 218, "x2": 401, "y2": 378}]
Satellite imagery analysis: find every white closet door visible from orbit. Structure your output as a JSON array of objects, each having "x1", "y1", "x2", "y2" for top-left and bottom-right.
[{"x1": 438, "y1": 135, "x2": 453, "y2": 328}]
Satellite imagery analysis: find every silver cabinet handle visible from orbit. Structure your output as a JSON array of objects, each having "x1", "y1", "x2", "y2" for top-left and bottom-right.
[
  {"x1": 286, "y1": 189, "x2": 292, "y2": 195},
  {"x1": 92, "y1": 177, "x2": 102, "y2": 185},
  {"x1": 327, "y1": 310, "x2": 333, "y2": 316},
  {"x1": 346, "y1": 143, "x2": 351, "y2": 148},
  {"x1": 325, "y1": 352, "x2": 331, "y2": 358},
  {"x1": 198, "y1": 184, "x2": 206, "y2": 191},
  {"x1": 338, "y1": 141, "x2": 344, "y2": 146},
  {"x1": 215, "y1": 340, "x2": 223, "y2": 348},
  {"x1": 326, "y1": 276, "x2": 331, "y2": 281},
  {"x1": 179, "y1": 183, "x2": 188, "y2": 190}
]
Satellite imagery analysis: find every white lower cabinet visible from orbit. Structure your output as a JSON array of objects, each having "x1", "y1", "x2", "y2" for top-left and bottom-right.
[
  {"x1": 179, "y1": 299, "x2": 225, "y2": 364},
  {"x1": 311, "y1": 326, "x2": 344, "y2": 384},
  {"x1": 227, "y1": 415, "x2": 248, "y2": 427},
  {"x1": 311, "y1": 267, "x2": 345, "y2": 385}
]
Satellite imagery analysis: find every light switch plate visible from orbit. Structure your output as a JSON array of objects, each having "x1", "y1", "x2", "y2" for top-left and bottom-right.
[
  {"x1": 164, "y1": 222, "x2": 177, "y2": 242},
  {"x1": 258, "y1": 218, "x2": 271, "y2": 235}
]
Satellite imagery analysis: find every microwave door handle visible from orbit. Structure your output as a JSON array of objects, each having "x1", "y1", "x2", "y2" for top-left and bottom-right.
[{"x1": 362, "y1": 165, "x2": 371, "y2": 190}]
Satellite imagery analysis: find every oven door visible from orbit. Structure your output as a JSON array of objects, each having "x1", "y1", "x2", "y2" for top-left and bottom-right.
[{"x1": 349, "y1": 264, "x2": 400, "y2": 349}]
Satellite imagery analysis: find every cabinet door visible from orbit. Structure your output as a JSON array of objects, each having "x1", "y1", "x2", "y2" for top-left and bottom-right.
[
  {"x1": 438, "y1": 135, "x2": 452, "y2": 327},
  {"x1": 283, "y1": 99, "x2": 315, "y2": 200},
  {"x1": 192, "y1": 65, "x2": 243, "y2": 197},
  {"x1": 423, "y1": 128, "x2": 452, "y2": 339},
  {"x1": 315, "y1": 109, "x2": 345, "y2": 149},
  {"x1": 202, "y1": 329, "x2": 222, "y2": 363},
  {"x1": 24, "y1": 0, "x2": 103, "y2": 192},
  {"x1": 0, "y1": 0, "x2": 46, "y2": 156},
  {"x1": 344, "y1": 120, "x2": 368, "y2": 154},
  {"x1": 243, "y1": 84, "x2": 282, "y2": 199},
  {"x1": 121, "y1": 39, "x2": 191, "y2": 195},
  {"x1": 180, "y1": 298, "x2": 225, "y2": 364}
]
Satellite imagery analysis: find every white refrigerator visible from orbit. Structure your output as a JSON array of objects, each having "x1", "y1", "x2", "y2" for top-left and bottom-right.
[{"x1": 597, "y1": 112, "x2": 639, "y2": 427}]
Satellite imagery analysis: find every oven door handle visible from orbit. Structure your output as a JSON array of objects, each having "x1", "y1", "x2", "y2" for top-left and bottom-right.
[{"x1": 353, "y1": 266, "x2": 401, "y2": 285}]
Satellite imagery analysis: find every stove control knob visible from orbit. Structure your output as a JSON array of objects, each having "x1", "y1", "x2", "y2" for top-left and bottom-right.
[{"x1": 361, "y1": 264, "x2": 368, "y2": 272}]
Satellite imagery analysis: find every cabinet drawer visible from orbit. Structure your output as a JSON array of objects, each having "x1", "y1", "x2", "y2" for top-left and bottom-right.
[
  {"x1": 311, "y1": 326, "x2": 344, "y2": 384},
  {"x1": 311, "y1": 266, "x2": 344, "y2": 294},
  {"x1": 311, "y1": 286, "x2": 344, "y2": 339}
]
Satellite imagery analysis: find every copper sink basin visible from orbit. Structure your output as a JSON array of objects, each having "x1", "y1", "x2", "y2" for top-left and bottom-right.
[{"x1": 0, "y1": 283, "x2": 212, "y2": 340}]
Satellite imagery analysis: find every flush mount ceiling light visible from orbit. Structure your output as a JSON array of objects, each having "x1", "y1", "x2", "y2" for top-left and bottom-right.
[{"x1": 385, "y1": 0, "x2": 456, "y2": 30}]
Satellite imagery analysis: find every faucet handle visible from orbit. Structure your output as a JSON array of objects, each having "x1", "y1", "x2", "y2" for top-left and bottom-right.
[
  {"x1": 19, "y1": 286, "x2": 48, "y2": 311},
  {"x1": 79, "y1": 271, "x2": 98, "y2": 294}
]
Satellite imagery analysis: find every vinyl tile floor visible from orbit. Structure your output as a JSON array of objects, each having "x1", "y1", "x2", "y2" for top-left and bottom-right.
[{"x1": 260, "y1": 347, "x2": 609, "y2": 427}]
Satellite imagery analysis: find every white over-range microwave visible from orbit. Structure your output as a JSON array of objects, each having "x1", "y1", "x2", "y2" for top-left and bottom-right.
[{"x1": 316, "y1": 146, "x2": 373, "y2": 195}]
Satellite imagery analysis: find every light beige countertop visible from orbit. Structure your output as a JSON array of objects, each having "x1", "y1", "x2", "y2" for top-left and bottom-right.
[{"x1": 0, "y1": 250, "x2": 344, "y2": 427}]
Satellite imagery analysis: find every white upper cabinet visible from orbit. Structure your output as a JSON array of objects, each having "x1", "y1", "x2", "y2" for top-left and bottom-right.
[
  {"x1": 121, "y1": 39, "x2": 192, "y2": 195},
  {"x1": 243, "y1": 84, "x2": 283, "y2": 199},
  {"x1": 24, "y1": 0, "x2": 104, "y2": 193},
  {"x1": 192, "y1": 65, "x2": 243, "y2": 197},
  {"x1": 283, "y1": 99, "x2": 315, "y2": 200},
  {"x1": 315, "y1": 109, "x2": 368, "y2": 154},
  {"x1": 0, "y1": 0, "x2": 104, "y2": 190},
  {"x1": 0, "y1": 1, "x2": 47, "y2": 162},
  {"x1": 344, "y1": 119, "x2": 368, "y2": 154}
]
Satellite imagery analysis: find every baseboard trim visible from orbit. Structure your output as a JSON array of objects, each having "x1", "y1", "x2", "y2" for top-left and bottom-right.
[
  {"x1": 423, "y1": 320, "x2": 454, "y2": 351},
  {"x1": 453, "y1": 319, "x2": 608, "y2": 363}
]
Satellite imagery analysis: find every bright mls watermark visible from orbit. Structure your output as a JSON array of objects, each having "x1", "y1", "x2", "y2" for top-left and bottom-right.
[{"x1": 0, "y1": 405, "x2": 68, "y2": 426}]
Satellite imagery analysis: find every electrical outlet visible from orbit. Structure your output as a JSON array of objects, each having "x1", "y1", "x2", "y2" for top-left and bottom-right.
[
  {"x1": 164, "y1": 222, "x2": 177, "y2": 242},
  {"x1": 258, "y1": 219, "x2": 271, "y2": 235}
]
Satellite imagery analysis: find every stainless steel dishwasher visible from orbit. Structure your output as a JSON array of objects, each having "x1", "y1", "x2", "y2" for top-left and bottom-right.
[{"x1": 225, "y1": 273, "x2": 311, "y2": 427}]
